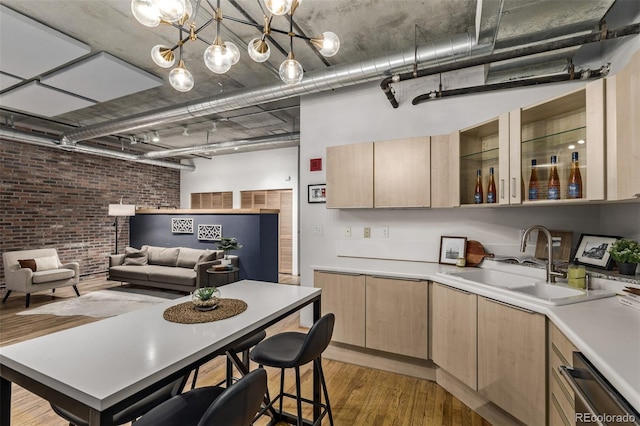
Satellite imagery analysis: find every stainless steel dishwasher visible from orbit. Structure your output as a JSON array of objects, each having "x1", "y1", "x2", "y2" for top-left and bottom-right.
[{"x1": 560, "y1": 352, "x2": 640, "y2": 425}]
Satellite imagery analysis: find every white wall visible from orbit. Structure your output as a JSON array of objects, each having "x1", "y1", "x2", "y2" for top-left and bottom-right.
[
  {"x1": 298, "y1": 41, "x2": 640, "y2": 324},
  {"x1": 180, "y1": 146, "x2": 300, "y2": 275}
]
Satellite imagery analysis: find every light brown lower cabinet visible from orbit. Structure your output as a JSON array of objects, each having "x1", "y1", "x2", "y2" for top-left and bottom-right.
[
  {"x1": 549, "y1": 321, "x2": 578, "y2": 426},
  {"x1": 431, "y1": 282, "x2": 478, "y2": 390},
  {"x1": 313, "y1": 271, "x2": 428, "y2": 359},
  {"x1": 478, "y1": 297, "x2": 546, "y2": 426}
]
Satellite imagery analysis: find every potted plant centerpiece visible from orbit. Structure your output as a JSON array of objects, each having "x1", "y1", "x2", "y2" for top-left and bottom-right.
[
  {"x1": 608, "y1": 238, "x2": 640, "y2": 275},
  {"x1": 192, "y1": 286, "x2": 221, "y2": 311},
  {"x1": 217, "y1": 237, "x2": 242, "y2": 267}
]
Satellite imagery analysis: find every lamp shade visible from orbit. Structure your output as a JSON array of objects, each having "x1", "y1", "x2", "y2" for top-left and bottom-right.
[{"x1": 108, "y1": 204, "x2": 136, "y2": 216}]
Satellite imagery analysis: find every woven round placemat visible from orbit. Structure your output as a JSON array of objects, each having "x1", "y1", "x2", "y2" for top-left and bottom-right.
[{"x1": 163, "y1": 298, "x2": 247, "y2": 324}]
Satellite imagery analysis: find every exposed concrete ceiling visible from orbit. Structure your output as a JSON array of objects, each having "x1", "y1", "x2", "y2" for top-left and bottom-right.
[{"x1": 0, "y1": 0, "x2": 631, "y2": 164}]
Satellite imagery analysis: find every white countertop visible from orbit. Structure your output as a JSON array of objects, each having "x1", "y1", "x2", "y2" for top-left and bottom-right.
[
  {"x1": 0, "y1": 281, "x2": 321, "y2": 411},
  {"x1": 311, "y1": 257, "x2": 640, "y2": 411}
]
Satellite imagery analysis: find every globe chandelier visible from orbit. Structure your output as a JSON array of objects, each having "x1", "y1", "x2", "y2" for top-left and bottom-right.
[{"x1": 130, "y1": 0, "x2": 341, "y2": 92}]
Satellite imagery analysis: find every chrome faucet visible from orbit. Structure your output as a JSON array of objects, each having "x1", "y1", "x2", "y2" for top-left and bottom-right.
[{"x1": 521, "y1": 225, "x2": 566, "y2": 283}]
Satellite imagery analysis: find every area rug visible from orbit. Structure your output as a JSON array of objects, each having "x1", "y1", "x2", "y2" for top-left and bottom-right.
[{"x1": 17, "y1": 290, "x2": 176, "y2": 318}]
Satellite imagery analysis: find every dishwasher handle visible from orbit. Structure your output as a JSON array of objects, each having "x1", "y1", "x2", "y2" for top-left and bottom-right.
[{"x1": 559, "y1": 365, "x2": 605, "y2": 426}]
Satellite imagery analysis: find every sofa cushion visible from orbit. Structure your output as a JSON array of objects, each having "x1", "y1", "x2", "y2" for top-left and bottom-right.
[
  {"x1": 145, "y1": 246, "x2": 179, "y2": 267},
  {"x1": 109, "y1": 265, "x2": 152, "y2": 281},
  {"x1": 148, "y1": 266, "x2": 196, "y2": 286},
  {"x1": 18, "y1": 259, "x2": 37, "y2": 271},
  {"x1": 32, "y1": 268, "x2": 75, "y2": 284},
  {"x1": 124, "y1": 247, "x2": 148, "y2": 266},
  {"x1": 177, "y1": 247, "x2": 205, "y2": 269},
  {"x1": 34, "y1": 255, "x2": 61, "y2": 271}
]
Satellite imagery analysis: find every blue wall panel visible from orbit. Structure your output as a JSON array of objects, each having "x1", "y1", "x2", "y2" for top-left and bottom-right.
[{"x1": 130, "y1": 213, "x2": 279, "y2": 282}]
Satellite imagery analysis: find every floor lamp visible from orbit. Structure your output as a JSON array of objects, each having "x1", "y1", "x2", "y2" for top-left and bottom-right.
[{"x1": 108, "y1": 201, "x2": 136, "y2": 254}]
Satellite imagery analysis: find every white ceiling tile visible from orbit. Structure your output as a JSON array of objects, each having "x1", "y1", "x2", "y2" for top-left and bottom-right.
[
  {"x1": 0, "y1": 81, "x2": 96, "y2": 117},
  {"x1": 41, "y1": 52, "x2": 163, "y2": 102},
  {"x1": 0, "y1": 4, "x2": 90, "y2": 79},
  {"x1": 0, "y1": 72, "x2": 22, "y2": 91}
]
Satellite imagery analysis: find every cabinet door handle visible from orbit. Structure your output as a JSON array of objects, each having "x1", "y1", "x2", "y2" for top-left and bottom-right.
[
  {"x1": 485, "y1": 297, "x2": 535, "y2": 314},
  {"x1": 500, "y1": 179, "x2": 505, "y2": 199},
  {"x1": 511, "y1": 178, "x2": 517, "y2": 198},
  {"x1": 436, "y1": 283, "x2": 471, "y2": 295},
  {"x1": 369, "y1": 275, "x2": 422, "y2": 282},
  {"x1": 316, "y1": 270, "x2": 362, "y2": 276}
]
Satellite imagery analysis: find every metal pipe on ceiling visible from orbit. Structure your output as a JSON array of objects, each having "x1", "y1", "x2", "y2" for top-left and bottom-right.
[
  {"x1": 0, "y1": 128, "x2": 195, "y2": 171},
  {"x1": 60, "y1": 32, "x2": 479, "y2": 145},
  {"x1": 382, "y1": 22, "x2": 640, "y2": 108}
]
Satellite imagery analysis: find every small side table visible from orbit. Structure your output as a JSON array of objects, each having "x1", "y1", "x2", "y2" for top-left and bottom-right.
[{"x1": 206, "y1": 267, "x2": 240, "y2": 287}]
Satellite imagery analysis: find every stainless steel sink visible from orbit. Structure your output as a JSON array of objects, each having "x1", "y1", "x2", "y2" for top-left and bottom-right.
[{"x1": 438, "y1": 269, "x2": 616, "y2": 306}]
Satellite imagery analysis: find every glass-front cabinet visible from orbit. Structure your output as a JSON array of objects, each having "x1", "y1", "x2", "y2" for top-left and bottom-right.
[
  {"x1": 510, "y1": 80, "x2": 606, "y2": 204},
  {"x1": 455, "y1": 113, "x2": 510, "y2": 206}
]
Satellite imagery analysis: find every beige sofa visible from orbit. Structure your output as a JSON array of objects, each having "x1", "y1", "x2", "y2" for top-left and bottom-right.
[
  {"x1": 108, "y1": 245, "x2": 236, "y2": 293},
  {"x1": 2, "y1": 248, "x2": 80, "y2": 308}
]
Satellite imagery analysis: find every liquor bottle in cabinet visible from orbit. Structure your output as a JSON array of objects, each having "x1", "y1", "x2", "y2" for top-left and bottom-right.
[
  {"x1": 529, "y1": 159, "x2": 540, "y2": 201},
  {"x1": 474, "y1": 169, "x2": 483, "y2": 204},
  {"x1": 487, "y1": 167, "x2": 497, "y2": 203},
  {"x1": 568, "y1": 152, "x2": 583, "y2": 198},
  {"x1": 548, "y1": 155, "x2": 561, "y2": 200}
]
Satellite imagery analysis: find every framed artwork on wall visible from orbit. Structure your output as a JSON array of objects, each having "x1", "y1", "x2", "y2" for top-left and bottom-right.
[
  {"x1": 171, "y1": 218, "x2": 194, "y2": 234},
  {"x1": 573, "y1": 234, "x2": 620, "y2": 270},
  {"x1": 308, "y1": 184, "x2": 326, "y2": 203},
  {"x1": 439, "y1": 236, "x2": 467, "y2": 265}
]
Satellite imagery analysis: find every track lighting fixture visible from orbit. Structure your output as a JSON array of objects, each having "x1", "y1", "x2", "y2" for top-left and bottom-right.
[{"x1": 130, "y1": 0, "x2": 340, "y2": 91}]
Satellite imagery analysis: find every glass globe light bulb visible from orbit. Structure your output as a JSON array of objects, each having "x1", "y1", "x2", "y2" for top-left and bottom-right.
[
  {"x1": 169, "y1": 61, "x2": 194, "y2": 92},
  {"x1": 204, "y1": 43, "x2": 232, "y2": 74},
  {"x1": 150, "y1": 45, "x2": 175, "y2": 68},
  {"x1": 131, "y1": 0, "x2": 161, "y2": 27},
  {"x1": 182, "y1": 0, "x2": 192, "y2": 20},
  {"x1": 317, "y1": 31, "x2": 340, "y2": 57},
  {"x1": 224, "y1": 41, "x2": 240, "y2": 65},
  {"x1": 264, "y1": 0, "x2": 293, "y2": 16},
  {"x1": 248, "y1": 38, "x2": 270, "y2": 63},
  {"x1": 279, "y1": 57, "x2": 303, "y2": 85},
  {"x1": 156, "y1": 0, "x2": 186, "y2": 22}
]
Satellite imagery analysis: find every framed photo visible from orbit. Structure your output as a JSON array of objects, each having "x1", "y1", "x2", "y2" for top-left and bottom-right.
[
  {"x1": 308, "y1": 184, "x2": 326, "y2": 203},
  {"x1": 439, "y1": 236, "x2": 468, "y2": 265},
  {"x1": 573, "y1": 234, "x2": 621, "y2": 270},
  {"x1": 535, "y1": 230, "x2": 573, "y2": 263}
]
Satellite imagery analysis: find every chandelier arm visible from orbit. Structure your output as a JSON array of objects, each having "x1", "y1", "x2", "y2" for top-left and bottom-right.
[{"x1": 286, "y1": 16, "x2": 331, "y2": 66}]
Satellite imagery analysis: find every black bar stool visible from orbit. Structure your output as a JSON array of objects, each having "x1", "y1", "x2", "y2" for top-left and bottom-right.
[{"x1": 250, "y1": 313, "x2": 335, "y2": 426}]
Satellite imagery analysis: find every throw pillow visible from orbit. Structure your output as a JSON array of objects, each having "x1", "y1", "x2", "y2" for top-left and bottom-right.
[
  {"x1": 18, "y1": 259, "x2": 37, "y2": 271},
  {"x1": 124, "y1": 246, "x2": 148, "y2": 266},
  {"x1": 177, "y1": 247, "x2": 204, "y2": 269},
  {"x1": 35, "y1": 256, "x2": 61, "y2": 271}
]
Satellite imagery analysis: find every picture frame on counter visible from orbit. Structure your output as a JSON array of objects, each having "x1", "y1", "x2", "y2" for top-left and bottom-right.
[
  {"x1": 308, "y1": 184, "x2": 326, "y2": 203},
  {"x1": 573, "y1": 233, "x2": 621, "y2": 270},
  {"x1": 439, "y1": 236, "x2": 467, "y2": 265}
]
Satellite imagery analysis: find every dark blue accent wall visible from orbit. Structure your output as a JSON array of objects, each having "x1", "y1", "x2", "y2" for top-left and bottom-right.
[{"x1": 130, "y1": 213, "x2": 279, "y2": 282}]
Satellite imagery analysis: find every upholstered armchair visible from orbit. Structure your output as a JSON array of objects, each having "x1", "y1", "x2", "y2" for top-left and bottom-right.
[{"x1": 2, "y1": 248, "x2": 80, "y2": 308}]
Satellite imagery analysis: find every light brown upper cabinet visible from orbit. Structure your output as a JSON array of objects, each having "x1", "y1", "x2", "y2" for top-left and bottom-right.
[
  {"x1": 606, "y1": 48, "x2": 640, "y2": 201},
  {"x1": 453, "y1": 114, "x2": 510, "y2": 206},
  {"x1": 510, "y1": 79, "x2": 606, "y2": 204},
  {"x1": 374, "y1": 137, "x2": 431, "y2": 208},
  {"x1": 430, "y1": 134, "x2": 460, "y2": 208},
  {"x1": 326, "y1": 142, "x2": 374, "y2": 208}
]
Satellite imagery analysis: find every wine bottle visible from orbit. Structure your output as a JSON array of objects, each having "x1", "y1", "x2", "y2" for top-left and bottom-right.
[
  {"x1": 568, "y1": 151, "x2": 583, "y2": 198},
  {"x1": 529, "y1": 159, "x2": 539, "y2": 200},
  {"x1": 487, "y1": 167, "x2": 496, "y2": 203},
  {"x1": 548, "y1": 155, "x2": 560, "y2": 200},
  {"x1": 474, "y1": 169, "x2": 483, "y2": 204}
]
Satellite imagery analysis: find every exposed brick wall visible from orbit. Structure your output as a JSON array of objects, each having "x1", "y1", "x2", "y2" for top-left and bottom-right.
[{"x1": 1, "y1": 139, "x2": 180, "y2": 285}]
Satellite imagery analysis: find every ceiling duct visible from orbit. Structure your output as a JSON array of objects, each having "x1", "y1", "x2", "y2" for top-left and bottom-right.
[
  {"x1": 0, "y1": 127, "x2": 195, "y2": 170},
  {"x1": 60, "y1": 32, "x2": 480, "y2": 145}
]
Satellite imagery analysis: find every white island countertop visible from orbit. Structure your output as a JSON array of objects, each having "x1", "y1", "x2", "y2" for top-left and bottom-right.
[{"x1": 311, "y1": 257, "x2": 640, "y2": 412}]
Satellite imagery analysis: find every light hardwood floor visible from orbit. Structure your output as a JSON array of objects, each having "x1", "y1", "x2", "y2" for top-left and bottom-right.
[{"x1": 0, "y1": 276, "x2": 491, "y2": 425}]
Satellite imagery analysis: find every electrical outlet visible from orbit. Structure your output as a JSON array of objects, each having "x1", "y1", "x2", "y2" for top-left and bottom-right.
[
  {"x1": 364, "y1": 227, "x2": 371, "y2": 238},
  {"x1": 345, "y1": 226, "x2": 352, "y2": 237},
  {"x1": 381, "y1": 226, "x2": 389, "y2": 238},
  {"x1": 312, "y1": 225, "x2": 323, "y2": 236}
]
